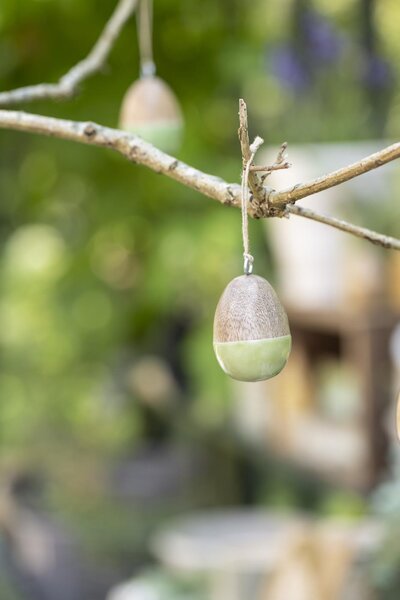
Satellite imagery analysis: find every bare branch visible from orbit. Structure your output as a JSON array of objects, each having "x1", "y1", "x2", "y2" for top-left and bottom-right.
[
  {"x1": 0, "y1": 0, "x2": 138, "y2": 106},
  {"x1": 250, "y1": 162, "x2": 290, "y2": 172},
  {"x1": 268, "y1": 142, "x2": 400, "y2": 207},
  {"x1": 250, "y1": 142, "x2": 291, "y2": 181},
  {"x1": 0, "y1": 108, "x2": 399, "y2": 251},
  {"x1": 288, "y1": 205, "x2": 400, "y2": 251},
  {"x1": 250, "y1": 141, "x2": 290, "y2": 172},
  {"x1": 238, "y1": 99, "x2": 267, "y2": 208},
  {"x1": 275, "y1": 141, "x2": 289, "y2": 165},
  {"x1": 0, "y1": 109, "x2": 241, "y2": 206},
  {"x1": 0, "y1": 0, "x2": 398, "y2": 255}
]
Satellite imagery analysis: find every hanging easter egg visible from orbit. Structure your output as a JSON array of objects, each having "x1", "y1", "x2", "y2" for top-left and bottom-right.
[
  {"x1": 213, "y1": 274, "x2": 291, "y2": 382},
  {"x1": 119, "y1": 75, "x2": 183, "y2": 154}
]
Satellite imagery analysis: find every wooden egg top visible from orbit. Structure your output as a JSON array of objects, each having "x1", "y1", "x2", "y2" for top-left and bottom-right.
[
  {"x1": 120, "y1": 76, "x2": 183, "y2": 125},
  {"x1": 213, "y1": 274, "x2": 290, "y2": 343}
]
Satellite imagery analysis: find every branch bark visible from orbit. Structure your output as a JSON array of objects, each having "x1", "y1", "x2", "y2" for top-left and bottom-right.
[
  {"x1": 288, "y1": 205, "x2": 400, "y2": 251},
  {"x1": 0, "y1": 109, "x2": 240, "y2": 206},
  {"x1": 268, "y1": 142, "x2": 400, "y2": 207},
  {"x1": 0, "y1": 108, "x2": 399, "y2": 250},
  {"x1": 238, "y1": 99, "x2": 266, "y2": 209},
  {"x1": 0, "y1": 3, "x2": 398, "y2": 250},
  {"x1": 0, "y1": 0, "x2": 138, "y2": 106}
]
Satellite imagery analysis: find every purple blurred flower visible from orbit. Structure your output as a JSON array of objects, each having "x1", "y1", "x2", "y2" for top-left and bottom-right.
[
  {"x1": 301, "y1": 10, "x2": 342, "y2": 65},
  {"x1": 362, "y1": 54, "x2": 394, "y2": 89},
  {"x1": 270, "y1": 45, "x2": 309, "y2": 91},
  {"x1": 269, "y1": 8, "x2": 343, "y2": 91}
]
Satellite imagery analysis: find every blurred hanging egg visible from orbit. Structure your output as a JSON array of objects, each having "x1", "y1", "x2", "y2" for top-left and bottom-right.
[
  {"x1": 213, "y1": 275, "x2": 291, "y2": 382},
  {"x1": 119, "y1": 76, "x2": 183, "y2": 153}
]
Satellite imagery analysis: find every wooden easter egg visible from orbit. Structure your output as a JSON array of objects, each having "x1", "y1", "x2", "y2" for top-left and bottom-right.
[
  {"x1": 213, "y1": 275, "x2": 291, "y2": 382},
  {"x1": 119, "y1": 75, "x2": 183, "y2": 153}
]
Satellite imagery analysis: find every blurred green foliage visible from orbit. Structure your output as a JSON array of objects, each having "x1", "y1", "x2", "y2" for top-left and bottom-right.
[
  {"x1": 0, "y1": 0, "x2": 400, "y2": 588},
  {"x1": 1, "y1": 0, "x2": 399, "y2": 454},
  {"x1": 0, "y1": 0, "x2": 273, "y2": 459}
]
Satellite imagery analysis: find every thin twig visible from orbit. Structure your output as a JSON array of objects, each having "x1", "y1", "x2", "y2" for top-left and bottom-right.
[
  {"x1": 288, "y1": 205, "x2": 400, "y2": 250},
  {"x1": 0, "y1": 0, "x2": 138, "y2": 106},
  {"x1": 276, "y1": 141, "x2": 288, "y2": 164},
  {"x1": 238, "y1": 101, "x2": 294, "y2": 216},
  {"x1": 238, "y1": 99, "x2": 266, "y2": 207},
  {"x1": 250, "y1": 163, "x2": 290, "y2": 172},
  {"x1": 268, "y1": 142, "x2": 400, "y2": 207},
  {"x1": 0, "y1": 109, "x2": 398, "y2": 250},
  {"x1": 256, "y1": 141, "x2": 291, "y2": 184},
  {"x1": 250, "y1": 141, "x2": 290, "y2": 173}
]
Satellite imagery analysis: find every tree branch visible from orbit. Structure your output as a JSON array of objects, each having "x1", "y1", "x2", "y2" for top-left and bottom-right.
[
  {"x1": 0, "y1": 0, "x2": 138, "y2": 106},
  {"x1": 0, "y1": 4, "x2": 399, "y2": 252},
  {"x1": 0, "y1": 109, "x2": 241, "y2": 206},
  {"x1": 238, "y1": 99, "x2": 269, "y2": 211},
  {"x1": 250, "y1": 142, "x2": 291, "y2": 174},
  {"x1": 268, "y1": 142, "x2": 400, "y2": 207},
  {"x1": 0, "y1": 108, "x2": 399, "y2": 251},
  {"x1": 288, "y1": 205, "x2": 400, "y2": 250}
]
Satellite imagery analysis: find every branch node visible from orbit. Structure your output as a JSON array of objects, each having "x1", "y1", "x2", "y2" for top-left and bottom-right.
[
  {"x1": 168, "y1": 159, "x2": 179, "y2": 171},
  {"x1": 83, "y1": 122, "x2": 97, "y2": 137}
]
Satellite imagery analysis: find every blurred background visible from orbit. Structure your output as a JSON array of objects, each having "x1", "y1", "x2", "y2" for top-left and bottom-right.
[{"x1": 1, "y1": 0, "x2": 400, "y2": 598}]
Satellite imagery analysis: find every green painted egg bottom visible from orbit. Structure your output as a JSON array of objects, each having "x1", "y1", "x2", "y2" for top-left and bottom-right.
[
  {"x1": 121, "y1": 121, "x2": 183, "y2": 154},
  {"x1": 214, "y1": 335, "x2": 292, "y2": 382}
]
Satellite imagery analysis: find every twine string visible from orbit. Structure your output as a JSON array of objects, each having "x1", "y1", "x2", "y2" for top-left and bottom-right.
[
  {"x1": 137, "y1": 0, "x2": 155, "y2": 77},
  {"x1": 241, "y1": 143, "x2": 260, "y2": 275}
]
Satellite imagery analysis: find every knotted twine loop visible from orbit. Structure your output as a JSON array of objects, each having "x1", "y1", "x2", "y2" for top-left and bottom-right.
[
  {"x1": 137, "y1": 0, "x2": 156, "y2": 77},
  {"x1": 241, "y1": 136, "x2": 263, "y2": 275}
]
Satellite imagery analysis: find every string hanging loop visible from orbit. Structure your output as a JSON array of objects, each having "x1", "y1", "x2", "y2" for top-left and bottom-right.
[
  {"x1": 137, "y1": 0, "x2": 156, "y2": 77},
  {"x1": 241, "y1": 136, "x2": 263, "y2": 275}
]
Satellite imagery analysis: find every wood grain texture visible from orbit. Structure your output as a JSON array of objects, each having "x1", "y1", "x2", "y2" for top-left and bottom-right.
[
  {"x1": 213, "y1": 274, "x2": 290, "y2": 343},
  {"x1": 119, "y1": 76, "x2": 183, "y2": 127}
]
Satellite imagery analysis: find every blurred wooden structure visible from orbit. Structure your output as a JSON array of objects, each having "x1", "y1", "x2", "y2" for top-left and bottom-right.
[
  {"x1": 274, "y1": 304, "x2": 396, "y2": 489},
  {"x1": 260, "y1": 141, "x2": 400, "y2": 490},
  {"x1": 233, "y1": 304, "x2": 397, "y2": 490}
]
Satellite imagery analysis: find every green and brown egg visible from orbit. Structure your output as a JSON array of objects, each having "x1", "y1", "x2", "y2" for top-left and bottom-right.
[
  {"x1": 213, "y1": 275, "x2": 291, "y2": 382},
  {"x1": 119, "y1": 76, "x2": 183, "y2": 154}
]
